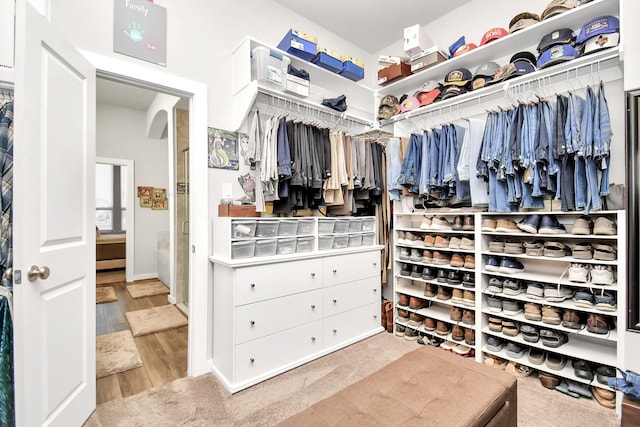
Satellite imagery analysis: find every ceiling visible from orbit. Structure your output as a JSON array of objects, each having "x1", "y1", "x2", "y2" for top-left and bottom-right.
[{"x1": 272, "y1": 0, "x2": 472, "y2": 54}]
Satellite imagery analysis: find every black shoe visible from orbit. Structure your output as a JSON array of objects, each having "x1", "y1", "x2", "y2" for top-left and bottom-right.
[
  {"x1": 422, "y1": 267, "x2": 437, "y2": 280},
  {"x1": 447, "y1": 270, "x2": 462, "y2": 284},
  {"x1": 517, "y1": 214, "x2": 541, "y2": 234},
  {"x1": 462, "y1": 273, "x2": 475, "y2": 288},
  {"x1": 437, "y1": 269, "x2": 448, "y2": 283},
  {"x1": 411, "y1": 264, "x2": 424, "y2": 278},
  {"x1": 538, "y1": 214, "x2": 566, "y2": 234},
  {"x1": 485, "y1": 255, "x2": 501, "y2": 271}
]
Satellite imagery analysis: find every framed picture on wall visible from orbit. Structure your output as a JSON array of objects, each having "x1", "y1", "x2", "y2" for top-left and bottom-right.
[
  {"x1": 153, "y1": 187, "x2": 166, "y2": 199},
  {"x1": 140, "y1": 196, "x2": 152, "y2": 207},
  {"x1": 208, "y1": 127, "x2": 239, "y2": 170},
  {"x1": 152, "y1": 198, "x2": 168, "y2": 210},
  {"x1": 138, "y1": 186, "x2": 152, "y2": 197}
]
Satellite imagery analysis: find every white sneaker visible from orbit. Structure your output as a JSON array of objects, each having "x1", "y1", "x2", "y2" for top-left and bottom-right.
[
  {"x1": 399, "y1": 247, "x2": 410, "y2": 260},
  {"x1": 590, "y1": 265, "x2": 615, "y2": 285},
  {"x1": 419, "y1": 216, "x2": 432, "y2": 230},
  {"x1": 430, "y1": 216, "x2": 452, "y2": 230},
  {"x1": 568, "y1": 263, "x2": 589, "y2": 283}
]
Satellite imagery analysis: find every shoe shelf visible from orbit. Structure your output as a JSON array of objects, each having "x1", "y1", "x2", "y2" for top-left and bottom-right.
[
  {"x1": 482, "y1": 327, "x2": 616, "y2": 368},
  {"x1": 482, "y1": 346, "x2": 615, "y2": 392},
  {"x1": 481, "y1": 268, "x2": 619, "y2": 291},
  {"x1": 481, "y1": 231, "x2": 618, "y2": 241},
  {"x1": 397, "y1": 273, "x2": 473, "y2": 293},
  {"x1": 397, "y1": 227, "x2": 475, "y2": 235},
  {"x1": 399, "y1": 300, "x2": 475, "y2": 330},
  {"x1": 481, "y1": 251, "x2": 618, "y2": 266},
  {"x1": 398, "y1": 258, "x2": 476, "y2": 274},
  {"x1": 397, "y1": 242, "x2": 475, "y2": 255},
  {"x1": 396, "y1": 319, "x2": 475, "y2": 350},
  {"x1": 482, "y1": 290, "x2": 618, "y2": 316},
  {"x1": 397, "y1": 282, "x2": 476, "y2": 312},
  {"x1": 480, "y1": 308, "x2": 618, "y2": 344}
]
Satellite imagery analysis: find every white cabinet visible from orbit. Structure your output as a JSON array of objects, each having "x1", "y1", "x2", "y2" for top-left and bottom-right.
[{"x1": 210, "y1": 221, "x2": 383, "y2": 393}]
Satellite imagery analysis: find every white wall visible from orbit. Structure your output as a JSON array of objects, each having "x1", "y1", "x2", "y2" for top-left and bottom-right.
[{"x1": 96, "y1": 103, "x2": 169, "y2": 280}]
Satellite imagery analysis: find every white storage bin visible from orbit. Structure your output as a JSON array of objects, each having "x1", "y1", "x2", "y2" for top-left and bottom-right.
[
  {"x1": 276, "y1": 238, "x2": 297, "y2": 255},
  {"x1": 318, "y1": 235, "x2": 334, "y2": 250},
  {"x1": 231, "y1": 241, "x2": 255, "y2": 259},
  {"x1": 333, "y1": 235, "x2": 349, "y2": 249},
  {"x1": 255, "y1": 239, "x2": 277, "y2": 257},
  {"x1": 334, "y1": 219, "x2": 350, "y2": 233},
  {"x1": 348, "y1": 233, "x2": 362, "y2": 247},
  {"x1": 348, "y1": 218, "x2": 363, "y2": 232},
  {"x1": 296, "y1": 219, "x2": 315, "y2": 235},
  {"x1": 362, "y1": 232, "x2": 375, "y2": 246},
  {"x1": 232, "y1": 220, "x2": 257, "y2": 239},
  {"x1": 296, "y1": 236, "x2": 315, "y2": 253},
  {"x1": 318, "y1": 219, "x2": 335, "y2": 234},
  {"x1": 251, "y1": 46, "x2": 290, "y2": 89},
  {"x1": 362, "y1": 218, "x2": 375, "y2": 231},
  {"x1": 278, "y1": 219, "x2": 298, "y2": 236},
  {"x1": 255, "y1": 220, "x2": 279, "y2": 237}
]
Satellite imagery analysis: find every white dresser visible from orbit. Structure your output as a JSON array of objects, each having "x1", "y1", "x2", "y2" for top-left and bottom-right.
[{"x1": 210, "y1": 217, "x2": 383, "y2": 393}]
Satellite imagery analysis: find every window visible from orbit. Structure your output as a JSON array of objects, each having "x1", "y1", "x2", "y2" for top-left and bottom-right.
[{"x1": 96, "y1": 163, "x2": 127, "y2": 234}]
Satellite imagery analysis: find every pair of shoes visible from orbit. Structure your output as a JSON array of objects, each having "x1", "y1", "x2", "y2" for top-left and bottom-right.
[
  {"x1": 506, "y1": 342, "x2": 526, "y2": 358},
  {"x1": 451, "y1": 215, "x2": 474, "y2": 231},
  {"x1": 518, "y1": 214, "x2": 566, "y2": 234},
  {"x1": 544, "y1": 285, "x2": 574, "y2": 302},
  {"x1": 541, "y1": 305, "x2": 561, "y2": 325},
  {"x1": 568, "y1": 264, "x2": 615, "y2": 285},
  {"x1": 528, "y1": 347, "x2": 545, "y2": 365},
  {"x1": 587, "y1": 313, "x2": 615, "y2": 334},
  {"x1": 593, "y1": 216, "x2": 617, "y2": 235},
  {"x1": 538, "y1": 371, "x2": 561, "y2": 389},
  {"x1": 524, "y1": 302, "x2": 542, "y2": 321},
  {"x1": 540, "y1": 329, "x2": 569, "y2": 347},
  {"x1": 503, "y1": 279, "x2": 526, "y2": 296},
  {"x1": 521, "y1": 324, "x2": 539, "y2": 343},
  {"x1": 505, "y1": 361, "x2": 533, "y2": 378},
  {"x1": 592, "y1": 386, "x2": 616, "y2": 408},
  {"x1": 485, "y1": 256, "x2": 525, "y2": 273},
  {"x1": 562, "y1": 308, "x2": 583, "y2": 330},
  {"x1": 483, "y1": 354, "x2": 507, "y2": 369},
  {"x1": 546, "y1": 352, "x2": 567, "y2": 370}
]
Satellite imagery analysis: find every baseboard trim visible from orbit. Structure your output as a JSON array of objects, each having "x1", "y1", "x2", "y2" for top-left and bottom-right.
[{"x1": 134, "y1": 273, "x2": 158, "y2": 281}]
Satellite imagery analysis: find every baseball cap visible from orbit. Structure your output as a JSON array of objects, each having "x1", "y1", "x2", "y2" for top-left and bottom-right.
[
  {"x1": 541, "y1": 0, "x2": 578, "y2": 21},
  {"x1": 400, "y1": 96, "x2": 421, "y2": 113},
  {"x1": 378, "y1": 95, "x2": 399, "y2": 120},
  {"x1": 576, "y1": 15, "x2": 620, "y2": 44},
  {"x1": 448, "y1": 36, "x2": 466, "y2": 57},
  {"x1": 440, "y1": 85, "x2": 467, "y2": 101},
  {"x1": 582, "y1": 32, "x2": 619, "y2": 55},
  {"x1": 480, "y1": 28, "x2": 508, "y2": 46},
  {"x1": 537, "y1": 28, "x2": 575, "y2": 53},
  {"x1": 509, "y1": 12, "x2": 540, "y2": 33},
  {"x1": 444, "y1": 68, "x2": 472, "y2": 86},
  {"x1": 537, "y1": 44, "x2": 579, "y2": 69},
  {"x1": 472, "y1": 62, "x2": 500, "y2": 90},
  {"x1": 453, "y1": 43, "x2": 478, "y2": 57},
  {"x1": 415, "y1": 80, "x2": 442, "y2": 106},
  {"x1": 510, "y1": 51, "x2": 537, "y2": 66}
]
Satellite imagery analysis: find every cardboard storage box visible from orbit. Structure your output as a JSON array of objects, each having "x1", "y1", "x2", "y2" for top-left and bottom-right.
[
  {"x1": 218, "y1": 204, "x2": 260, "y2": 217},
  {"x1": 378, "y1": 62, "x2": 411, "y2": 85},
  {"x1": 340, "y1": 57, "x2": 365, "y2": 81},
  {"x1": 410, "y1": 47, "x2": 448, "y2": 73},
  {"x1": 277, "y1": 29, "x2": 318, "y2": 61}
]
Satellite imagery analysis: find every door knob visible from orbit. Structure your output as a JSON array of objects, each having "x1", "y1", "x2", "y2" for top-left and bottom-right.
[
  {"x1": 3, "y1": 268, "x2": 12, "y2": 281},
  {"x1": 28, "y1": 265, "x2": 50, "y2": 282}
]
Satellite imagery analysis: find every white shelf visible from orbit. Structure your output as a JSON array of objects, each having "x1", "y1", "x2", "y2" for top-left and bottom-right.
[
  {"x1": 376, "y1": 0, "x2": 619, "y2": 98},
  {"x1": 482, "y1": 327, "x2": 616, "y2": 368},
  {"x1": 396, "y1": 227, "x2": 475, "y2": 235},
  {"x1": 397, "y1": 273, "x2": 472, "y2": 292},
  {"x1": 396, "y1": 242, "x2": 475, "y2": 254},
  {"x1": 397, "y1": 258, "x2": 475, "y2": 274},
  {"x1": 396, "y1": 277, "x2": 475, "y2": 311},
  {"x1": 482, "y1": 290, "x2": 618, "y2": 317},
  {"x1": 481, "y1": 231, "x2": 618, "y2": 240},
  {"x1": 397, "y1": 320, "x2": 476, "y2": 349},
  {"x1": 481, "y1": 268, "x2": 618, "y2": 291},
  {"x1": 481, "y1": 250, "x2": 618, "y2": 266}
]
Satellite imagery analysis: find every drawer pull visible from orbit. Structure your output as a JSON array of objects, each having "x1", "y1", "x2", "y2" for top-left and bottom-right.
[
  {"x1": 311, "y1": 304, "x2": 316, "y2": 310},
  {"x1": 333, "y1": 299, "x2": 337, "y2": 304},
  {"x1": 373, "y1": 288, "x2": 377, "y2": 293},
  {"x1": 250, "y1": 320, "x2": 255, "y2": 326},
  {"x1": 373, "y1": 314, "x2": 377, "y2": 319},
  {"x1": 250, "y1": 283, "x2": 256, "y2": 289},
  {"x1": 332, "y1": 329, "x2": 337, "y2": 333},
  {"x1": 311, "y1": 336, "x2": 316, "y2": 342},
  {"x1": 332, "y1": 269, "x2": 337, "y2": 274},
  {"x1": 250, "y1": 358, "x2": 255, "y2": 364},
  {"x1": 311, "y1": 272, "x2": 316, "y2": 278},
  {"x1": 373, "y1": 262, "x2": 377, "y2": 267}
]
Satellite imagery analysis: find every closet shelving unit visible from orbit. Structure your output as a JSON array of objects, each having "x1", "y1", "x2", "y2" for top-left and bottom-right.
[
  {"x1": 479, "y1": 211, "x2": 625, "y2": 393},
  {"x1": 231, "y1": 36, "x2": 375, "y2": 130}
]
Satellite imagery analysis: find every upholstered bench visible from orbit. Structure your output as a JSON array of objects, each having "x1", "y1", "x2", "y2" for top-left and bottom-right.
[{"x1": 278, "y1": 345, "x2": 517, "y2": 426}]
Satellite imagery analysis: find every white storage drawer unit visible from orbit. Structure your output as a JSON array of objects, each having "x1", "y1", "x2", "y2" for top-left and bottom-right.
[
  {"x1": 323, "y1": 250, "x2": 380, "y2": 286},
  {"x1": 323, "y1": 278, "x2": 379, "y2": 318}
]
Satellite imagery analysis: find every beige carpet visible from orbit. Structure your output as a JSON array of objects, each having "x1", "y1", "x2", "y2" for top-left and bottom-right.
[
  {"x1": 96, "y1": 330, "x2": 143, "y2": 379},
  {"x1": 125, "y1": 304, "x2": 188, "y2": 337},
  {"x1": 96, "y1": 286, "x2": 118, "y2": 304},
  {"x1": 126, "y1": 281, "x2": 169, "y2": 299},
  {"x1": 84, "y1": 333, "x2": 619, "y2": 427}
]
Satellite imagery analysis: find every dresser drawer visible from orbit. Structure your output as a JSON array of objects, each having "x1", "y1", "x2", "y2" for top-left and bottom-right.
[
  {"x1": 235, "y1": 289, "x2": 322, "y2": 344},
  {"x1": 323, "y1": 278, "x2": 379, "y2": 317},
  {"x1": 323, "y1": 251, "x2": 380, "y2": 287},
  {"x1": 235, "y1": 258, "x2": 322, "y2": 305},
  {"x1": 323, "y1": 302, "x2": 381, "y2": 349},
  {"x1": 234, "y1": 320, "x2": 323, "y2": 384}
]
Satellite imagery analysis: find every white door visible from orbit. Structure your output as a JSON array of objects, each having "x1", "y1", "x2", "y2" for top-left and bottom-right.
[{"x1": 13, "y1": 3, "x2": 96, "y2": 426}]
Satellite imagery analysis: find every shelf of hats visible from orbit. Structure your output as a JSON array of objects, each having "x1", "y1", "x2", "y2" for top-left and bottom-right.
[
  {"x1": 375, "y1": 0, "x2": 621, "y2": 127},
  {"x1": 231, "y1": 35, "x2": 375, "y2": 130}
]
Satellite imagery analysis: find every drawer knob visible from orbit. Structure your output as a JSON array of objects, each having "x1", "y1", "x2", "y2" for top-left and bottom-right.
[
  {"x1": 373, "y1": 262, "x2": 377, "y2": 267},
  {"x1": 250, "y1": 320, "x2": 255, "y2": 326},
  {"x1": 311, "y1": 272, "x2": 316, "y2": 277},
  {"x1": 250, "y1": 358, "x2": 255, "y2": 364},
  {"x1": 333, "y1": 299, "x2": 337, "y2": 304},
  {"x1": 311, "y1": 336, "x2": 316, "y2": 342},
  {"x1": 332, "y1": 269, "x2": 337, "y2": 274},
  {"x1": 311, "y1": 304, "x2": 316, "y2": 310},
  {"x1": 373, "y1": 288, "x2": 377, "y2": 293},
  {"x1": 333, "y1": 329, "x2": 337, "y2": 333},
  {"x1": 373, "y1": 315, "x2": 377, "y2": 319},
  {"x1": 250, "y1": 283, "x2": 256, "y2": 289}
]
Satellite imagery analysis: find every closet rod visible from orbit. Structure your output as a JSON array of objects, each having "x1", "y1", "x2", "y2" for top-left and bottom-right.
[
  {"x1": 255, "y1": 88, "x2": 373, "y2": 128},
  {"x1": 384, "y1": 49, "x2": 621, "y2": 125}
]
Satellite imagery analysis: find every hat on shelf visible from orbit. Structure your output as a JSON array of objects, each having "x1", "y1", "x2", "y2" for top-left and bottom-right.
[
  {"x1": 510, "y1": 51, "x2": 538, "y2": 66},
  {"x1": 537, "y1": 44, "x2": 579, "y2": 69},
  {"x1": 509, "y1": 12, "x2": 540, "y2": 33},
  {"x1": 541, "y1": 0, "x2": 578, "y2": 21},
  {"x1": 400, "y1": 96, "x2": 421, "y2": 112},
  {"x1": 415, "y1": 80, "x2": 442, "y2": 106},
  {"x1": 480, "y1": 28, "x2": 508, "y2": 46},
  {"x1": 378, "y1": 95, "x2": 400, "y2": 120},
  {"x1": 321, "y1": 94, "x2": 347, "y2": 112},
  {"x1": 537, "y1": 28, "x2": 575, "y2": 53},
  {"x1": 472, "y1": 61, "x2": 500, "y2": 90},
  {"x1": 448, "y1": 35, "x2": 466, "y2": 58},
  {"x1": 453, "y1": 43, "x2": 478, "y2": 57},
  {"x1": 440, "y1": 85, "x2": 467, "y2": 101},
  {"x1": 490, "y1": 52, "x2": 537, "y2": 84},
  {"x1": 576, "y1": 15, "x2": 620, "y2": 44},
  {"x1": 444, "y1": 68, "x2": 472, "y2": 87},
  {"x1": 581, "y1": 32, "x2": 619, "y2": 56}
]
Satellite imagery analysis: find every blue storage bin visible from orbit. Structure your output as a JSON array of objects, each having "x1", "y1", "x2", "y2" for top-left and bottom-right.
[
  {"x1": 312, "y1": 52, "x2": 343, "y2": 73},
  {"x1": 339, "y1": 59, "x2": 365, "y2": 82},
  {"x1": 277, "y1": 29, "x2": 317, "y2": 61}
]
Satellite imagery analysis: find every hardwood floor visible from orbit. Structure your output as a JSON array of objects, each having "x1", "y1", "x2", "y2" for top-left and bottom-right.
[{"x1": 96, "y1": 270, "x2": 188, "y2": 405}]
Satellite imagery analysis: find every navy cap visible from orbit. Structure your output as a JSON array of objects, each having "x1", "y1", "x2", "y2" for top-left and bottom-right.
[
  {"x1": 441, "y1": 85, "x2": 467, "y2": 100},
  {"x1": 511, "y1": 59, "x2": 536, "y2": 77},
  {"x1": 510, "y1": 51, "x2": 537, "y2": 66},
  {"x1": 537, "y1": 28, "x2": 575, "y2": 53},
  {"x1": 537, "y1": 44, "x2": 579, "y2": 69},
  {"x1": 444, "y1": 68, "x2": 472, "y2": 87},
  {"x1": 576, "y1": 15, "x2": 620, "y2": 44},
  {"x1": 448, "y1": 36, "x2": 466, "y2": 58}
]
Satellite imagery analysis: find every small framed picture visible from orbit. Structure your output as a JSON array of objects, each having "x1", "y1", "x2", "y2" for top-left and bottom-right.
[
  {"x1": 208, "y1": 127, "x2": 239, "y2": 170},
  {"x1": 140, "y1": 196, "x2": 152, "y2": 207},
  {"x1": 153, "y1": 187, "x2": 166, "y2": 199},
  {"x1": 152, "y1": 198, "x2": 168, "y2": 210},
  {"x1": 138, "y1": 186, "x2": 152, "y2": 197}
]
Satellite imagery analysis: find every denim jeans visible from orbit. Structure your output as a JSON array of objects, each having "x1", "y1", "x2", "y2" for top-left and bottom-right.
[
  {"x1": 454, "y1": 124, "x2": 471, "y2": 201},
  {"x1": 386, "y1": 137, "x2": 403, "y2": 201},
  {"x1": 429, "y1": 128, "x2": 441, "y2": 187},
  {"x1": 398, "y1": 133, "x2": 422, "y2": 194}
]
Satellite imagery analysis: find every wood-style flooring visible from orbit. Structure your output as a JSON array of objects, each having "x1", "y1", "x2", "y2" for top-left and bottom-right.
[{"x1": 96, "y1": 270, "x2": 188, "y2": 405}]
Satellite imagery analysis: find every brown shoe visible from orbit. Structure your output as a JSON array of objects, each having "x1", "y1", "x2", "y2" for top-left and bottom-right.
[
  {"x1": 462, "y1": 215, "x2": 475, "y2": 231},
  {"x1": 538, "y1": 371, "x2": 561, "y2": 389},
  {"x1": 437, "y1": 286, "x2": 452, "y2": 300},
  {"x1": 409, "y1": 296, "x2": 427, "y2": 310},
  {"x1": 541, "y1": 305, "x2": 561, "y2": 325},
  {"x1": 481, "y1": 218, "x2": 497, "y2": 232},
  {"x1": 398, "y1": 294, "x2": 410, "y2": 307},
  {"x1": 435, "y1": 235, "x2": 450, "y2": 248},
  {"x1": 524, "y1": 302, "x2": 542, "y2": 321},
  {"x1": 462, "y1": 310, "x2": 475, "y2": 325},
  {"x1": 397, "y1": 308, "x2": 409, "y2": 322},
  {"x1": 488, "y1": 316, "x2": 503, "y2": 332},
  {"x1": 424, "y1": 317, "x2": 436, "y2": 331},
  {"x1": 450, "y1": 306, "x2": 463, "y2": 322},
  {"x1": 421, "y1": 249, "x2": 433, "y2": 263},
  {"x1": 432, "y1": 251, "x2": 451, "y2": 265},
  {"x1": 495, "y1": 218, "x2": 519, "y2": 232},
  {"x1": 436, "y1": 321, "x2": 451, "y2": 336},
  {"x1": 451, "y1": 288, "x2": 464, "y2": 303},
  {"x1": 452, "y1": 215, "x2": 464, "y2": 231},
  {"x1": 463, "y1": 290, "x2": 476, "y2": 307},
  {"x1": 592, "y1": 386, "x2": 616, "y2": 409},
  {"x1": 587, "y1": 313, "x2": 613, "y2": 334},
  {"x1": 464, "y1": 254, "x2": 475, "y2": 269},
  {"x1": 408, "y1": 311, "x2": 426, "y2": 327},
  {"x1": 385, "y1": 301, "x2": 394, "y2": 332},
  {"x1": 464, "y1": 328, "x2": 475, "y2": 345},
  {"x1": 424, "y1": 283, "x2": 437, "y2": 298},
  {"x1": 450, "y1": 253, "x2": 465, "y2": 267},
  {"x1": 423, "y1": 234, "x2": 436, "y2": 247},
  {"x1": 562, "y1": 309, "x2": 582, "y2": 330},
  {"x1": 452, "y1": 325, "x2": 464, "y2": 341}
]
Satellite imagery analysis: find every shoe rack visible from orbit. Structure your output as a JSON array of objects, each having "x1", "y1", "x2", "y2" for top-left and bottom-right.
[{"x1": 478, "y1": 211, "x2": 625, "y2": 396}]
